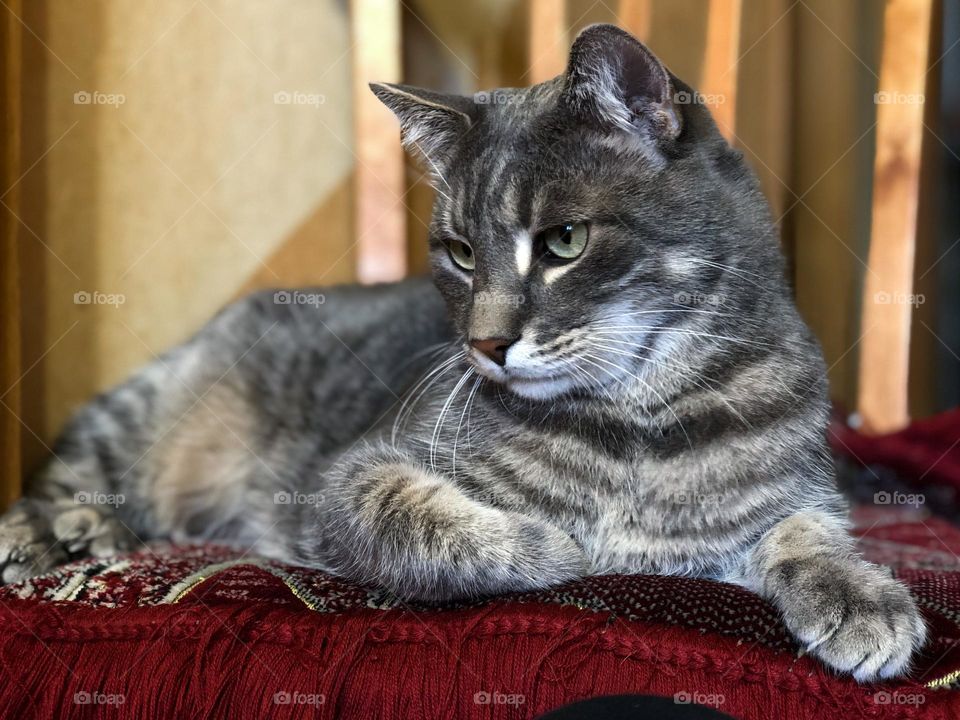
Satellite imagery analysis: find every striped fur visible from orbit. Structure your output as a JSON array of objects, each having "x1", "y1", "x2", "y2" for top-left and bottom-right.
[{"x1": 0, "y1": 25, "x2": 923, "y2": 681}]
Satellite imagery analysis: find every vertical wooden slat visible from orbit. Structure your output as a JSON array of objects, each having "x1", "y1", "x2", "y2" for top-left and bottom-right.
[
  {"x1": 1, "y1": 0, "x2": 23, "y2": 511},
  {"x1": 907, "y1": 4, "x2": 943, "y2": 421},
  {"x1": 857, "y1": 0, "x2": 934, "y2": 434},
  {"x1": 618, "y1": 0, "x2": 653, "y2": 44},
  {"x1": 528, "y1": 0, "x2": 567, "y2": 84},
  {"x1": 735, "y1": 0, "x2": 794, "y2": 220},
  {"x1": 700, "y1": 0, "x2": 742, "y2": 141},
  {"x1": 791, "y1": 0, "x2": 879, "y2": 413},
  {"x1": 351, "y1": 0, "x2": 406, "y2": 283}
]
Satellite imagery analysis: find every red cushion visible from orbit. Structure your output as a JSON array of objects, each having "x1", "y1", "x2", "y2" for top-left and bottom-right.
[
  {"x1": 831, "y1": 409, "x2": 960, "y2": 493},
  {"x1": 0, "y1": 506, "x2": 958, "y2": 718}
]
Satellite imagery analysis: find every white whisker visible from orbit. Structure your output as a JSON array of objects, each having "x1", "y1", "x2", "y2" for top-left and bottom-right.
[
  {"x1": 685, "y1": 257, "x2": 768, "y2": 291},
  {"x1": 618, "y1": 308, "x2": 731, "y2": 318},
  {"x1": 570, "y1": 359, "x2": 617, "y2": 402},
  {"x1": 452, "y1": 375, "x2": 482, "y2": 477},
  {"x1": 412, "y1": 141, "x2": 453, "y2": 196},
  {"x1": 584, "y1": 339, "x2": 752, "y2": 429},
  {"x1": 687, "y1": 257, "x2": 764, "y2": 278},
  {"x1": 391, "y1": 350, "x2": 463, "y2": 446},
  {"x1": 581, "y1": 352, "x2": 693, "y2": 450},
  {"x1": 429, "y1": 367, "x2": 474, "y2": 471},
  {"x1": 589, "y1": 326, "x2": 774, "y2": 349}
]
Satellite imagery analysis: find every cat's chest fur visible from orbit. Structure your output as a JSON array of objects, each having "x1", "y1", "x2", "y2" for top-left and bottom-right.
[
  {"x1": 474, "y1": 412, "x2": 752, "y2": 577},
  {"x1": 577, "y1": 492, "x2": 743, "y2": 578},
  {"x1": 561, "y1": 453, "x2": 751, "y2": 578},
  {"x1": 437, "y1": 384, "x2": 778, "y2": 579}
]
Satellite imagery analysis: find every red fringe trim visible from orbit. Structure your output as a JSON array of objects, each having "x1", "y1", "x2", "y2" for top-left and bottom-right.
[{"x1": 0, "y1": 599, "x2": 950, "y2": 719}]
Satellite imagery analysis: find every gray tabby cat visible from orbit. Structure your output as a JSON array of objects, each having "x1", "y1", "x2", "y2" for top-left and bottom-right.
[{"x1": 0, "y1": 25, "x2": 925, "y2": 682}]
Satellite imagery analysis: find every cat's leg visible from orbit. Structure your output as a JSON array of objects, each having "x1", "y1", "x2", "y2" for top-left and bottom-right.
[
  {"x1": 0, "y1": 356, "x2": 186, "y2": 583},
  {"x1": 0, "y1": 496, "x2": 137, "y2": 584},
  {"x1": 0, "y1": 414, "x2": 143, "y2": 583},
  {"x1": 0, "y1": 297, "x2": 266, "y2": 583},
  {"x1": 730, "y1": 511, "x2": 926, "y2": 682},
  {"x1": 301, "y1": 443, "x2": 589, "y2": 601},
  {"x1": 0, "y1": 282, "x2": 451, "y2": 584}
]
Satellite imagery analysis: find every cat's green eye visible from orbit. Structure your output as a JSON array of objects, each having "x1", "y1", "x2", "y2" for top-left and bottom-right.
[
  {"x1": 540, "y1": 222, "x2": 589, "y2": 261},
  {"x1": 447, "y1": 239, "x2": 475, "y2": 271}
]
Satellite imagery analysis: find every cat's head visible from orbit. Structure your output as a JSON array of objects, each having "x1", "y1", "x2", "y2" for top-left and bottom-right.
[{"x1": 373, "y1": 24, "x2": 782, "y2": 401}]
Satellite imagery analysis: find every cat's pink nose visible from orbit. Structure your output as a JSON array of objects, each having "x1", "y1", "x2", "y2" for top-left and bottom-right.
[{"x1": 470, "y1": 337, "x2": 516, "y2": 366}]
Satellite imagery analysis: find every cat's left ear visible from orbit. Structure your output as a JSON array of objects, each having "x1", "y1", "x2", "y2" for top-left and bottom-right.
[
  {"x1": 561, "y1": 24, "x2": 681, "y2": 142},
  {"x1": 369, "y1": 83, "x2": 475, "y2": 172}
]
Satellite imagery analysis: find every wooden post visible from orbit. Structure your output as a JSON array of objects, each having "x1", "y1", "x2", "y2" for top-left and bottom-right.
[
  {"x1": 618, "y1": 0, "x2": 653, "y2": 44},
  {"x1": 351, "y1": 0, "x2": 407, "y2": 283},
  {"x1": 1, "y1": 0, "x2": 23, "y2": 511},
  {"x1": 528, "y1": 0, "x2": 567, "y2": 84},
  {"x1": 857, "y1": 0, "x2": 934, "y2": 434},
  {"x1": 857, "y1": 0, "x2": 933, "y2": 433},
  {"x1": 700, "y1": 0, "x2": 742, "y2": 141}
]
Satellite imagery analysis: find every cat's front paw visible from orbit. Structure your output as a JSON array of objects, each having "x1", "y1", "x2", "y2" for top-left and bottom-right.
[
  {"x1": 0, "y1": 502, "x2": 67, "y2": 584},
  {"x1": 0, "y1": 498, "x2": 136, "y2": 585},
  {"x1": 317, "y1": 446, "x2": 591, "y2": 602},
  {"x1": 776, "y1": 558, "x2": 927, "y2": 682}
]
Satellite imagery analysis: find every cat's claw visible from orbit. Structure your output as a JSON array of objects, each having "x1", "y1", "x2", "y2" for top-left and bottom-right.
[
  {"x1": 0, "y1": 506, "x2": 65, "y2": 584},
  {"x1": 0, "y1": 498, "x2": 136, "y2": 584},
  {"x1": 778, "y1": 560, "x2": 927, "y2": 682}
]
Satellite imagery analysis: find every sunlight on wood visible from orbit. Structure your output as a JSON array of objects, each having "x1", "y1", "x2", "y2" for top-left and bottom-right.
[
  {"x1": 528, "y1": 0, "x2": 567, "y2": 84},
  {"x1": 352, "y1": 0, "x2": 407, "y2": 283},
  {"x1": 617, "y1": 0, "x2": 653, "y2": 44},
  {"x1": 1, "y1": 0, "x2": 23, "y2": 510},
  {"x1": 700, "y1": 0, "x2": 742, "y2": 141},
  {"x1": 857, "y1": 0, "x2": 934, "y2": 434}
]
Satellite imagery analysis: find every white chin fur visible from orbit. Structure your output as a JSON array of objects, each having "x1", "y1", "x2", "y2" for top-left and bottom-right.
[
  {"x1": 506, "y1": 376, "x2": 577, "y2": 401},
  {"x1": 468, "y1": 348, "x2": 579, "y2": 400}
]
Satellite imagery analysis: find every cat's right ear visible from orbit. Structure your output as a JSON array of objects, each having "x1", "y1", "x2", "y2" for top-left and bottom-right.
[
  {"x1": 561, "y1": 24, "x2": 681, "y2": 144},
  {"x1": 369, "y1": 83, "x2": 474, "y2": 174}
]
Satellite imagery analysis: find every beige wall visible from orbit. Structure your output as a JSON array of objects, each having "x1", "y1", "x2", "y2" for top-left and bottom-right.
[{"x1": 18, "y1": 0, "x2": 355, "y2": 471}]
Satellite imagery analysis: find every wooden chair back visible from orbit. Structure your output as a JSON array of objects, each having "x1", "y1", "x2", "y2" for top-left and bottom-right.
[{"x1": 350, "y1": 0, "x2": 937, "y2": 434}]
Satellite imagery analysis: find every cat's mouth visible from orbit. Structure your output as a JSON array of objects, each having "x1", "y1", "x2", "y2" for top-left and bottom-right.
[{"x1": 467, "y1": 353, "x2": 579, "y2": 401}]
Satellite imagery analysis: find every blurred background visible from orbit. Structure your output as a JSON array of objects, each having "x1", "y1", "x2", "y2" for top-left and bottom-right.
[{"x1": 1, "y1": 0, "x2": 958, "y2": 505}]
